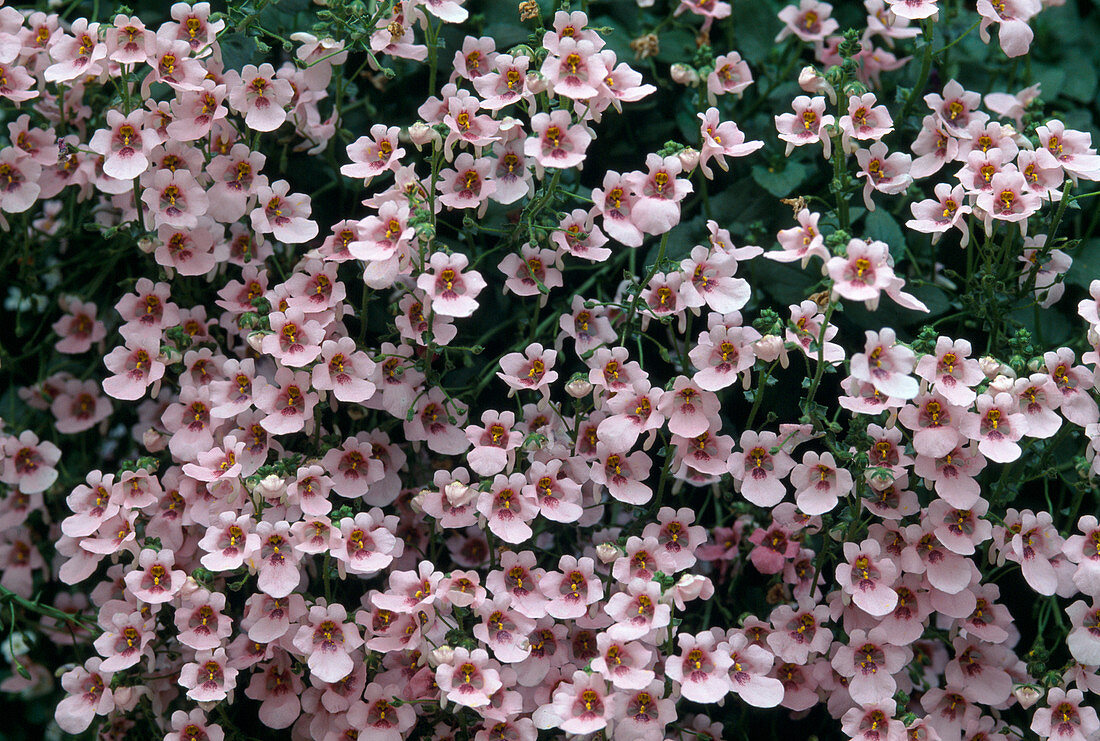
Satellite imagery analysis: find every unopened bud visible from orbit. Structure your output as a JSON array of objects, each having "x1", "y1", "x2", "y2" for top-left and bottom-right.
[
  {"x1": 670, "y1": 63, "x2": 700, "y2": 87},
  {"x1": 1088, "y1": 326, "x2": 1100, "y2": 349},
  {"x1": 256, "y1": 474, "x2": 286, "y2": 498},
  {"x1": 797, "y1": 65, "x2": 835, "y2": 104},
  {"x1": 753, "y1": 335, "x2": 787, "y2": 365},
  {"x1": 566, "y1": 375, "x2": 593, "y2": 398},
  {"x1": 142, "y1": 428, "x2": 167, "y2": 453},
  {"x1": 1013, "y1": 684, "x2": 1042, "y2": 709},
  {"x1": 979, "y1": 356, "x2": 1006, "y2": 379},
  {"x1": 629, "y1": 33, "x2": 660, "y2": 60},
  {"x1": 409, "y1": 489, "x2": 427, "y2": 513},
  {"x1": 407, "y1": 121, "x2": 438, "y2": 150},
  {"x1": 137, "y1": 237, "x2": 157, "y2": 254},
  {"x1": 989, "y1": 374, "x2": 1015, "y2": 394},
  {"x1": 595, "y1": 543, "x2": 619, "y2": 564},
  {"x1": 428, "y1": 646, "x2": 455, "y2": 667},
  {"x1": 677, "y1": 146, "x2": 700, "y2": 173},
  {"x1": 525, "y1": 72, "x2": 548, "y2": 95},
  {"x1": 246, "y1": 332, "x2": 266, "y2": 354},
  {"x1": 444, "y1": 480, "x2": 476, "y2": 508}
]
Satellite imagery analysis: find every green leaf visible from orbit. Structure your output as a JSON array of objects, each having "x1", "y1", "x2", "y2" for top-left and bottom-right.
[
  {"x1": 863, "y1": 208, "x2": 906, "y2": 263},
  {"x1": 750, "y1": 160, "x2": 809, "y2": 198},
  {"x1": 1066, "y1": 238, "x2": 1100, "y2": 289}
]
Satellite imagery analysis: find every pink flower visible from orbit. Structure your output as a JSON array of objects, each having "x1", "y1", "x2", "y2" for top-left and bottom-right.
[
  {"x1": 707, "y1": 51, "x2": 753, "y2": 105},
  {"x1": 466, "y1": 410, "x2": 523, "y2": 476},
  {"x1": 1066, "y1": 600, "x2": 1100, "y2": 665},
  {"x1": 254, "y1": 521, "x2": 302, "y2": 598},
  {"x1": 906, "y1": 182, "x2": 971, "y2": 245},
  {"x1": 1035, "y1": 120, "x2": 1100, "y2": 180},
  {"x1": 227, "y1": 63, "x2": 293, "y2": 131},
  {"x1": 840, "y1": 93, "x2": 894, "y2": 148},
  {"x1": 179, "y1": 648, "x2": 238, "y2": 702},
  {"x1": 1031, "y1": 688, "x2": 1100, "y2": 741},
  {"x1": 55, "y1": 658, "x2": 114, "y2": 734},
  {"x1": 525, "y1": 110, "x2": 591, "y2": 169},
  {"x1": 478, "y1": 473, "x2": 538, "y2": 544},
  {"x1": 665, "y1": 631, "x2": 732, "y2": 703},
  {"x1": 123, "y1": 548, "x2": 186, "y2": 604},
  {"x1": 886, "y1": 0, "x2": 939, "y2": 19},
  {"x1": 836, "y1": 539, "x2": 899, "y2": 615},
  {"x1": 770, "y1": 209, "x2": 829, "y2": 266},
  {"x1": 541, "y1": 37, "x2": 608, "y2": 99},
  {"x1": 855, "y1": 142, "x2": 913, "y2": 211},
  {"x1": 850, "y1": 328, "x2": 918, "y2": 400},
  {"x1": 262, "y1": 308, "x2": 323, "y2": 367},
  {"x1": 590, "y1": 443, "x2": 653, "y2": 505},
  {"x1": 89, "y1": 110, "x2": 160, "y2": 180},
  {"x1": 251, "y1": 180, "x2": 318, "y2": 244},
  {"x1": 975, "y1": 170, "x2": 1041, "y2": 233},
  {"x1": 697, "y1": 107, "x2": 763, "y2": 178},
  {"x1": 540, "y1": 555, "x2": 603, "y2": 620},
  {"x1": 436, "y1": 648, "x2": 502, "y2": 709},
  {"x1": 341, "y1": 124, "x2": 404, "y2": 183},
  {"x1": 292, "y1": 602, "x2": 363, "y2": 683},
  {"x1": 775, "y1": 95, "x2": 834, "y2": 158},
  {"x1": 963, "y1": 391, "x2": 1028, "y2": 462},
  {"x1": 592, "y1": 170, "x2": 644, "y2": 247},
  {"x1": 832, "y1": 627, "x2": 911, "y2": 704},
  {"x1": 627, "y1": 153, "x2": 693, "y2": 235},
  {"x1": 311, "y1": 337, "x2": 377, "y2": 403},
  {"x1": 790, "y1": 451, "x2": 852, "y2": 515},
  {"x1": 497, "y1": 343, "x2": 558, "y2": 398},
  {"x1": 44, "y1": 20, "x2": 106, "y2": 83},
  {"x1": 1, "y1": 430, "x2": 60, "y2": 494},
  {"x1": 747, "y1": 521, "x2": 801, "y2": 574},
  {"x1": 417, "y1": 251, "x2": 486, "y2": 318},
  {"x1": 729, "y1": 430, "x2": 795, "y2": 507},
  {"x1": 254, "y1": 368, "x2": 318, "y2": 435},
  {"x1": 777, "y1": 0, "x2": 839, "y2": 42},
  {"x1": 552, "y1": 208, "x2": 610, "y2": 262},
  {"x1": 977, "y1": 0, "x2": 1041, "y2": 58}
]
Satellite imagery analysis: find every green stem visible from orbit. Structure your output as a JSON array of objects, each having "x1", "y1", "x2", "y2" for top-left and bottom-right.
[{"x1": 899, "y1": 20, "x2": 935, "y2": 122}]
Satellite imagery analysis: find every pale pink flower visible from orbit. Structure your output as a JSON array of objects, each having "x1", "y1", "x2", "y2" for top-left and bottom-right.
[
  {"x1": 592, "y1": 170, "x2": 643, "y2": 247},
  {"x1": 1066, "y1": 600, "x2": 1100, "y2": 666},
  {"x1": 775, "y1": 95, "x2": 834, "y2": 158},
  {"x1": 777, "y1": 0, "x2": 839, "y2": 42},
  {"x1": 525, "y1": 110, "x2": 591, "y2": 170},
  {"x1": 855, "y1": 142, "x2": 913, "y2": 211},
  {"x1": 1035, "y1": 120, "x2": 1100, "y2": 180},
  {"x1": 497, "y1": 342, "x2": 558, "y2": 398},
  {"x1": 906, "y1": 182, "x2": 971, "y2": 245},
  {"x1": 729, "y1": 430, "x2": 795, "y2": 507},
  {"x1": 977, "y1": 0, "x2": 1041, "y2": 57},
  {"x1": 541, "y1": 38, "x2": 608, "y2": 100},
  {"x1": 227, "y1": 63, "x2": 293, "y2": 131},
  {"x1": 962, "y1": 391, "x2": 1028, "y2": 462},
  {"x1": 697, "y1": 107, "x2": 763, "y2": 178},
  {"x1": 1031, "y1": 687, "x2": 1100, "y2": 741},
  {"x1": 835, "y1": 539, "x2": 899, "y2": 616},
  {"x1": 975, "y1": 170, "x2": 1042, "y2": 233},
  {"x1": 341, "y1": 124, "x2": 404, "y2": 183},
  {"x1": 416, "y1": 251, "x2": 486, "y2": 318},
  {"x1": 437, "y1": 648, "x2": 502, "y2": 708},
  {"x1": 665, "y1": 631, "x2": 732, "y2": 703},
  {"x1": 251, "y1": 180, "x2": 318, "y2": 243},
  {"x1": 628, "y1": 153, "x2": 693, "y2": 235},
  {"x1": 124, "y1": 548, "x2": 185, "y2": 604},
  {"x1": 850, "y1": 328, "x2": 919, "y2": 400},
  {"x1": 770, "y1": 209, "x2": 829, "y2": 266},
  {"x1": 790, "y1": 451, "x2": 852, "y2": 515},
  {"x1": 292, "y1": 602, "x2": 362, "y2": 683},
  {"x1": 54, "y1": 658, "x2": 114, "y2": 734},
  {"x1": 179, "y1": 648, "x2": 238, "y2": 702},
  {"x1": 707, "y1": 51, "x2": 753, "y2": 105}
]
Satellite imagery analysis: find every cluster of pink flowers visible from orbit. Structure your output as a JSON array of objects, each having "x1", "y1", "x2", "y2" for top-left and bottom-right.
[{"x1": 0, "y1": 0, "x2": 1098, "y2": 740}]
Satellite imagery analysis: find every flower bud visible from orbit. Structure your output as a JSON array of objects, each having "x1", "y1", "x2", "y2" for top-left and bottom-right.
[
  {"x1": 677, "y1": 146, "x2": 700, "y2": 173},
  {"x1": 797, "y1": 65, "x2": 835, "y2": 104},
  {"x1": 1088, "y1": 326, "x2": 1100, "y2": 349},
  {"x1": 142, "y1": 428, "x2": 167, "y2": 453},
  {"x1": 444, "y1": 480, "x2": 476, "y2": 508},
  {"x1": 565, "y1": 374, "x2": 593, "y2": 398},
  {"x1": 407, "y1": 121, "x2": 438, "y2": 150},
  {"x1": 409, "y1": 489, "x2": 427, "y2": 513},
  {"x1": 670, "y1": 63, "x2": 700, "y2": 87},
  {"x1": 595, "y1": 543, "x2": 619, "y2": 564},
  {"x1": 753, "y1": 335, "x2": 787, "y2": 365},
  {"x1": 428, "y1": 646, "x2": 455, "y2": 667},
  {"x1": 256, "y1": 474, "x2": 286, "y2": 498},
  {"x1": 1013, "y1": 684, "x2": 1042, "y2": 709},
  {"x1": 989, "y1": 374, "x2": 1015, "y2": 394},
  {"x1": 629, "y1": 33, "x2": 660, "y2": 60},
  {"x1": 525, "y1": 72, "x2": 548, "y2": 95},
  {"x1": 179, "y1": 575, "x2": 203, "y2": 602},
  {"x1": 979, "y1": 356, "x2": 1009, "y2": 379},
  {"x1": 246, "y1": 332, "x2": 266, "y2": 354},
  {"x1": 137, "y1": 236, "x2": 157, "y2": 254}
]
